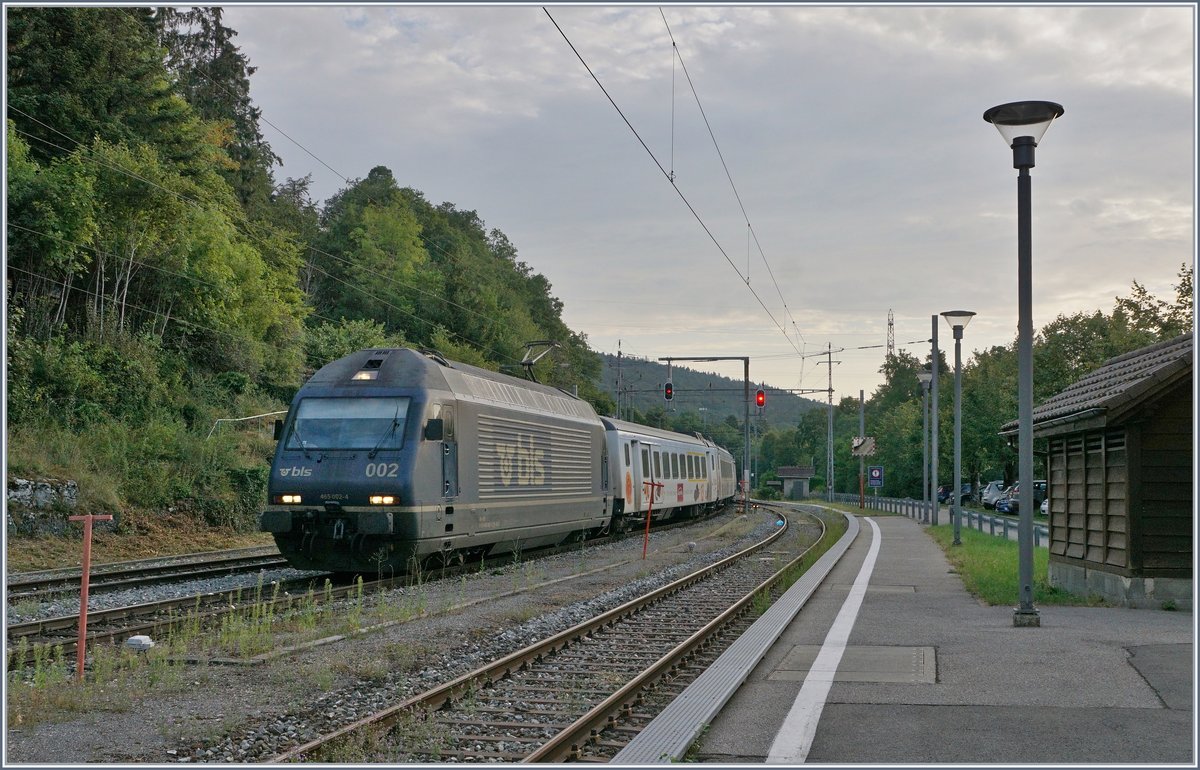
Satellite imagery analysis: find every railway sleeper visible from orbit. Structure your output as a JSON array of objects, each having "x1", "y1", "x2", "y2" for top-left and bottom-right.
[
  {"x1": 435, "y1": 717, "x2": 574, "y2": 730},
  {"x1": 465, "y1": 694, "x2": 605, "y2": 706},
  {"x1": 441, "y1": 732, "x2": 555, "y2": 745}
]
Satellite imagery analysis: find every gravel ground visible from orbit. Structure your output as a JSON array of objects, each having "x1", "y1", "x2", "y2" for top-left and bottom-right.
[{"x1": 5, "y1": 508, "x2": 821, "y2": 765}]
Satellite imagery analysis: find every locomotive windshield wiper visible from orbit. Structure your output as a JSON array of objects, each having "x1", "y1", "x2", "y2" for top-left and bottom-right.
[
  {"x1": 289, "y1": 421, "x2": 313, "y2": 459},
  {"x1": 368, "y1": 406, "x2": 402, "y2": 459}
]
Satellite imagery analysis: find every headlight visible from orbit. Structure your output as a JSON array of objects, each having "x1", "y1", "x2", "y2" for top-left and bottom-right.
[
  {"x1": 369, "y1": 495, "x2": 396, "y2": 505},
  {"x1": 274, "y1": 494, "x2": 303, "y2": 504}
]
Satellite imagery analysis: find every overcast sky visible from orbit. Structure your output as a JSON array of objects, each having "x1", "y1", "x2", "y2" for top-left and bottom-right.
[{"x1": 222, "y1": 3, "x2": 1195, "y2": 403}]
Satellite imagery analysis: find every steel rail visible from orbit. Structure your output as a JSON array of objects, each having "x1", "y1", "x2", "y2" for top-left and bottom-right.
[
  {"x1": 6, "y1": 553, "x2": 290, "y2": 601},
  {"x1": 7, "y1": 545, "x2": 280, "y2": 587}
]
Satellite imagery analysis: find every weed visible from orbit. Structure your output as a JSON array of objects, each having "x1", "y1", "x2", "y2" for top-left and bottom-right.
[{"x1": 750, "y1": 588, "x2": 773, "y2": 617}]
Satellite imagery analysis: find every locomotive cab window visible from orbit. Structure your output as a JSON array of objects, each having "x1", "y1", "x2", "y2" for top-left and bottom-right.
[{"x1": 286, "y1": 397, "x2": 411, "y2": 451}]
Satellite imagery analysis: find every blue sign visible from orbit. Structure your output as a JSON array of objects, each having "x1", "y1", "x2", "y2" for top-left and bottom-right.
[{"x1": 868, "y1": 466, "x2": 884, "y2": 488}]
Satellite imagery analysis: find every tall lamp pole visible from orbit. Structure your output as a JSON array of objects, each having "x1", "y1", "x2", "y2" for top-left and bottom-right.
[
  {"x1": 941, "y1": 311, "x2": 975, "y2": 545},
  {"x1": 917, "y1": 369, "x2": 932, "y2": 523},
  {"x1": 984, "y1": 100, "x2": 1063, "y2": 628},
  {"x1": 930, "y1": 316, "x2": 940, "y2": 526}
]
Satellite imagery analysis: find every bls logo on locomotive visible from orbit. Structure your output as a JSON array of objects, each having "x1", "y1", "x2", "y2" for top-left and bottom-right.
[
  {"x1": 496, "y1": 434, "x2": 546, "y2": 487},
  {"x1": 279, "y1": 466, "x2": 312, "y2": 477}
]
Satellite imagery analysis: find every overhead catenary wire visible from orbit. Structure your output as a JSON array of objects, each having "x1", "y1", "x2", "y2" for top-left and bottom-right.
[
  {"x1": 544, "y1": 7, "x2": 802, "y2": 360},
  {"x1": 658, "y1": 8, "x2": 806, "y2": 353}
]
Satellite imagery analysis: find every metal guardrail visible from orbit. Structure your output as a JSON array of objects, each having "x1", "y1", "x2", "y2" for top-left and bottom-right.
[{"x1": 816, "y1": 493, "x2": 1048, "y2": 547}]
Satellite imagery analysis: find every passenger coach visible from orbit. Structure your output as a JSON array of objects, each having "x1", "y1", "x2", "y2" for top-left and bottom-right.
[{"x1": 601, "y1": 417, "x2": 737, "y2": 531}]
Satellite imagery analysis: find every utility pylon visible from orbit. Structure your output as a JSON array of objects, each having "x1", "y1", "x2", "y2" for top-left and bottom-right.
[{"x1": 887, "y1": 309, "x2": 895, "y2": 360}]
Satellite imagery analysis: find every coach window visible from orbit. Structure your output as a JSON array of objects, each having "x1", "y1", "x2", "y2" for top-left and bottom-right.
[
  {"x1": 625, "y1": 443, "x2": 631, "y2": 466},
  {"x1": 641, "y1": 447, "x2": 650, "y2": 478},
  {"x1": 654, "y1": 451, "x2": 662, "y2": 480}
]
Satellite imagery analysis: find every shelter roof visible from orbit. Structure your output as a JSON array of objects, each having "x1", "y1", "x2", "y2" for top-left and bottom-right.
[{"x1": 1001, "y1": 333, "x2": 1193, "y2": 437}]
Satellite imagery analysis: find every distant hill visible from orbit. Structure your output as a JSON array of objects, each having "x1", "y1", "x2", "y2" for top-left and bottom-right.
[{"x1": 597, "y1": 353, "x2": 823, "y2": 429}]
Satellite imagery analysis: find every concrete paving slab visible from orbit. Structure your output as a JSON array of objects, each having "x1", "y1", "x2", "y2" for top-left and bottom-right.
[{"x1": 767, "y1": 645, "x2": 935, "y2": 684}]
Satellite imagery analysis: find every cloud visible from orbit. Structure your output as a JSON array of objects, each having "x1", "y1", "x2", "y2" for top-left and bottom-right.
[{"x1": 222, "y1": 4, "x2": 1194, "y2": 399}]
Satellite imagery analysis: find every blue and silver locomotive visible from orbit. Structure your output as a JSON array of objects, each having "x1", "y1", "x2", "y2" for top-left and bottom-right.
[{"x1": 261, "y1": 348, "x2": 737, "y2": 574}]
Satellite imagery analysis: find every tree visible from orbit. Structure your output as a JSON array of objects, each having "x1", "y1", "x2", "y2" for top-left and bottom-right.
[
  {"x1": 7, "y1": 7, "x2": 205, "y2": 171},
  {"x1": 154, "y1": 7, "x2": 279, "y2": 213},
  {"x1": 1114, "y1": 263, "x2": 1194, "y2": 340}
]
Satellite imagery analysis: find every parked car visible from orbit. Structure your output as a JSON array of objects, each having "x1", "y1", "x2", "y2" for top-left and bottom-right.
[
  {"x1": 1040, "y1": 497, "x2": 1049, "y2": 515},
  {"x1": 980, "y1": 480, "x2": 1007, "y2": 509},
  {"x1": 938, "y1": 483, "x2": 973, "y2": 505},
  {"x1": 996, "y1": 481, "x2": 1048, "y2": 515},
  {"x1": 1032, "y1": 480, "x2": 1048, "y2": 508}
]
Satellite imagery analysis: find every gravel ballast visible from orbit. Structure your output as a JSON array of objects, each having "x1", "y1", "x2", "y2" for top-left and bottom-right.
[{"x1": 4, "y1": 507, "x2": 823, "y2": 764}]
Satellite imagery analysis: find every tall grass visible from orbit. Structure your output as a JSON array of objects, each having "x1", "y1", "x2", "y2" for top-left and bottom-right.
[{"x1": 927, "y1": 525, "x2": 1106, "y2": 606}]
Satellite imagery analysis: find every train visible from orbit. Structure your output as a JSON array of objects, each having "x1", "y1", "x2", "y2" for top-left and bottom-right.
[{"x1": 260, "y1": 347, "x2": 739, "y2": 574}]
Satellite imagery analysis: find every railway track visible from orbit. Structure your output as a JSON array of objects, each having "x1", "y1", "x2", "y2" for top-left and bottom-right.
[
  {"x1": 6, "y1": 546, "x2": 289, "y2": 603},
  {"x1": 270, "y1": 504, "x2": 832, "y2": 763},
  {"x1": 7, "y1": 508, "x2": 737, "y2": 670},
  {"x1": 6, "y1": 571, "x2": 337, "y2": 666}
]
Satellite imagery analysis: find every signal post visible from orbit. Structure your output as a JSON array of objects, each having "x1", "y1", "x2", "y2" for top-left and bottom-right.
[{"x1": 659, "y1": 355, "x2": 752, "y2": 515}]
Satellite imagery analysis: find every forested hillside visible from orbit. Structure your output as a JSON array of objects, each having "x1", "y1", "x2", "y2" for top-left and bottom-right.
[
  {"x1": 598, "y1": 353, "x2": 822, "y2": 428},
  {"x1": 5, "y1": 7, "x2": 610, "y2": 533}
]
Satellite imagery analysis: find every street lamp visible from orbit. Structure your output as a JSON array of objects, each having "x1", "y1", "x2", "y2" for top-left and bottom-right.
[
  {"x1": 917, "y1": 369, "x2": 932, "y2": 523},
  {"x1": 941, "y1": 310, "x2": 975, "y2": 545},
  {"x1": 984, "y1": 100, "x2": 1063, "y2": 628},
  {"x1": 930, "y1": 316, "x2": 940, "y2": 526}
]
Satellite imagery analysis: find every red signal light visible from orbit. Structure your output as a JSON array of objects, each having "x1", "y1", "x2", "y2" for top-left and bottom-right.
[
  {"x1": 755, "y1": 389, "x2": 766, "y2": 408},
  {"x1": 665, "y1": 381, "x2": 674, "y2": 400}
]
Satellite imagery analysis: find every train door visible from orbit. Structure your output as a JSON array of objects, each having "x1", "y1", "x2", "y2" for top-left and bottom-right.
[{"x1": 631, "y1": 441, "x2": 644, "y2": 512}]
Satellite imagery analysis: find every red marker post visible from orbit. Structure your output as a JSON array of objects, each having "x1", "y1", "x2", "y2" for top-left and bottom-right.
[
  {"x1": 69, "y1": 513, "x2": 113, "y2": 682},
  {"x1": 642, "y1": 480, "x2": 664, "y2": 560}
]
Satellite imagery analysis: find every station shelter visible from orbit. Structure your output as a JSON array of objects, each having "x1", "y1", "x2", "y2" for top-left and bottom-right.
[{"x1": 1003, "y1": 333, "x2": 1193, "y2": 608}]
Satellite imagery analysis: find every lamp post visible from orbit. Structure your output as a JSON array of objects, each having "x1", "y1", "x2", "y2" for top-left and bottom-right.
[
  {"x1": 941, "y1": 310, "x2": 975, "y2": 545},
  {"x1": 930, "y1": 316, "x2": 940, "y2": 526},
  {"x1": 917, "y1": 369, "x2": 932, "y2": 523},
  {"x1": 984, "y1": 100, "x2": 1063, "y2": 628}
]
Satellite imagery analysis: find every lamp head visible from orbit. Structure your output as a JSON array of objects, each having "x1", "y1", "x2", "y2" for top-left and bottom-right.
[
  {"x1": 917, "y1": 369, "x2": 933, "y2": 386},
  {"x1": 936, "y1": 307, "x2": 974, "y2": 328},
  {"x1": 983, "y1": 101, "x2": 1064, "y2": 146}
]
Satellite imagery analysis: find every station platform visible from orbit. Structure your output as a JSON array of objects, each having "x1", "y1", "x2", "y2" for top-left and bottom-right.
[{"x1": 615, "y1": 510, "x2": 1194, "y2": 764}]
